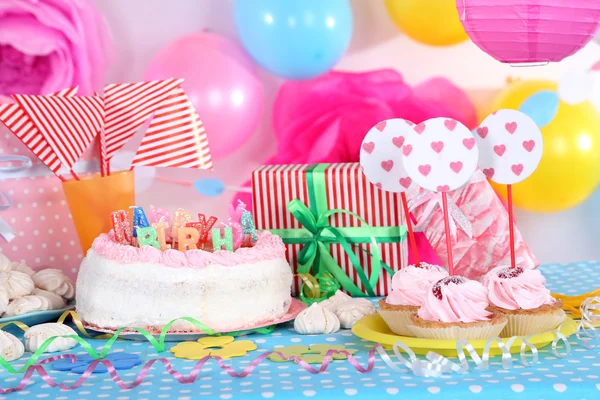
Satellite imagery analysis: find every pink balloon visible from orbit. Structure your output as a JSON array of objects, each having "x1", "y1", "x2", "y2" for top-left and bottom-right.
[{"x1": 144, "y1": 33, "x2": 264, "y2": 159}]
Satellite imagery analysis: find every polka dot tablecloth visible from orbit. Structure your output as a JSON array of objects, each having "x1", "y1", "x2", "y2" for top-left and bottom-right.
[{"x1": 1, "y1": 261, "x2": 600, "y2": 400}]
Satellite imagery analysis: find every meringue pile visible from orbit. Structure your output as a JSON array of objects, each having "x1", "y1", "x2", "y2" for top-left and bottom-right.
[
  {"x1": 294, "y1": 291, "x2": 376, "y2": 335},
  {"x1": 0, "y1": 322, "x2": 79, "y2": 362},
  {"x1": 0, "y1": 253, "x2": 74, "y2": 317}
]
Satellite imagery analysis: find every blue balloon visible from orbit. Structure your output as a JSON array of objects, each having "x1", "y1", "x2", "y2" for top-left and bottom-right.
[
  {"x1": 233, "y1": 0, "x2": 353, "y2": 80},
  {"x1": 193, "y1": 178, "x2": 225, "y2": 197},
  {"x1": 519, "y1": 90, "x2": 560, "y2": 128}
]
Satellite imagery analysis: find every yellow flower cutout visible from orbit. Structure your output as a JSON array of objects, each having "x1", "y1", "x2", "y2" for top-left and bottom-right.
[
  {"x1": 268, "y1": 344, "x2": 357, "y2": 364},
  {"x1": 170, "y1": 336, "x2": 257, "y2": 360}
]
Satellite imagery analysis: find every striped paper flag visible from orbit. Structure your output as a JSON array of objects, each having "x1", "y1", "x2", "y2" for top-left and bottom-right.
[
  {"x1": 252, "y1": 163, "x2": 407, "y2": 296},
  {"x1": 103, "y1": 78, "x2": 183, "y2": 160},
  {"x1": 13, "y1": 95, "x2": 105, "y2": 171},
  {"x1": 131, "y1": 87, "x2": 213, "y2": 169},
  {"x1": 0, "y1": 87, "x2": 78, "y2": 174}
]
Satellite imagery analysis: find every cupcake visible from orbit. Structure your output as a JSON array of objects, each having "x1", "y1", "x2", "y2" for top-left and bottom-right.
[
  {"x1": 409, "y1": 276, "x2": 507, "y2": 340},
  {"x1": 378, "y1": 263, "x2": 448, "y2": 336},
  {"x1": 484, "y1": 266, "x2": 565, "y2": 337}
]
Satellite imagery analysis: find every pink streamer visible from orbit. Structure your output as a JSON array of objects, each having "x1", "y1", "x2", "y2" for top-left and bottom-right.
[{"x1": 1, "y1": 348, "x2": 380, "y2": 394}]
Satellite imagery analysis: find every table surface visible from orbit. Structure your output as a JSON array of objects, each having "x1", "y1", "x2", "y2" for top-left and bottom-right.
[{"x1": 1, "y1": 261, "x2": 599, "y2": 400}]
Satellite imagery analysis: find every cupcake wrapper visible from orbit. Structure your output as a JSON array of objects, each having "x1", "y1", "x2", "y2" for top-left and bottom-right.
[
  {"x1": 500, "y1": 310, "x2": 566, "y2": 338},
  {"x1": 377, "y1": 308, "x2": 416, "y2": 337},
  {"x1": 408, "y1": 319, "x2": 507, "y2": 341}
]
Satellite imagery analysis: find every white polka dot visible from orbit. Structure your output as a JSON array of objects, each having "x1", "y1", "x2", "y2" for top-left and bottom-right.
[
  {"x1": 220, "y1": 395, "x2": 232, "y2": 400},
  {"x1": 255, "y1": 339, "x2": 267, "y2": 344},
  {"x1": 554, "y1": 384, "x2": 567, "y2": 392},
  {"x1": 469, "y1": 385, "x2": 482, "y2": 393},
  {"x1": 291, "y1": 338, "x2": 302, "y2": 343},
  {"x1": 36, "y1": 394, "x2": 49, "y2": 398},
  {"x1": 386, "y1": 388, "x2": 399, "y2": 395},
  {"x1": 344, "y1": 389, "x2": 357, "y2": 396},
  {"x1": 427, "y1": 387, "x2": 440, "y2": 394},
  {"x1": 303, "y1": 390, "x2": 316, "y2": 397},
  {"x1": 511, "y1": 384, "x2": 524, "y2": 393},
  {"x1": 326, "y1": 337, "x2": 337, "y2": 342},
  {"x1": 262, "y1": 393, "x2": 274, "y2": 399}
]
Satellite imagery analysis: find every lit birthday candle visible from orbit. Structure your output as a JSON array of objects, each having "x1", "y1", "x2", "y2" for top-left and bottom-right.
[{"x1": 111, "y1": 210, "x2": 132, "y2": 244}]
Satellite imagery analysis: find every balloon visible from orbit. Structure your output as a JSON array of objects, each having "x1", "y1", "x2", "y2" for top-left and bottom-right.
[
  {"x1": 385, "y1": 0, "x2": 467, "y2": 46},
  {"x1": 518, "y1": 90, "x2": 559, "y2": 129},
  {"x1": 233, "y1": 0, "x2": 353, "y2": 80},
  {"x1": 490, "y1": 79, "x2": 600, "y2": 212},
  {"x1": 193, "y1": 178, "x2": 225, "y2": 197},
  {"x1": 145, "y1": 32, "x2": 264, "y2": 159}
]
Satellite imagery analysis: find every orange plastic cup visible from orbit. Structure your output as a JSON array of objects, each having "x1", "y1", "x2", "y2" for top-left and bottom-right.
[{"x1": 62, "y1": 171, "x2": 135, "y2": 253}]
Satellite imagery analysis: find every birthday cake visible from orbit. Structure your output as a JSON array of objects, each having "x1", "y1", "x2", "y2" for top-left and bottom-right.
[{"x1": 76, "y1": 206, "x2": 294, "y2": 332}]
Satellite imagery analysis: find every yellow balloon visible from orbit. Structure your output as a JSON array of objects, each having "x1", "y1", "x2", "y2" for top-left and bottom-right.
[
  {"x1": 384, "y1": 0, "x2": 468, "y2": 46},
  {"x1": 490, "y1": 79, "x2": 600, "y2": 212}
]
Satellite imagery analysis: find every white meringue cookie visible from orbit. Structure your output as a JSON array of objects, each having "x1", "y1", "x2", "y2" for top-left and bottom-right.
[
  {"x1": 319, "y1": 290, "x2": 353, "y2": 313},
  {"x1": 5, "y1": 295, "x2": 50, "y2": 316},
  {"x1": 0, "y1": 253, "x2": 11, "y2": 272},
  {"x1": 0, "y1": 331, "x2": 24, "y2": 361},
  {"x1": 336, "y1": 298, "x2": 376, "y2": 329},
  {"x1": 294, "y1": 303, "x2": 340, "y2": 334},
  {"x1": 0, "y1": 287, "x2": 9, "y2": 315},
  {"x1": 10, "y1": 262, "x2": 35, "y2": 277},
  {"x1": 0, "y1": 271, "x2": 34, "y2": 299},
  {"x1": 24, "y1": 323, "x2": 78, "y2": 353},
  {"x1": 32, "y1": 269, "x2": 75, "y2": 299},
  {"x1": 33, "y1": 288, "x2": 67, "y2": 310}
]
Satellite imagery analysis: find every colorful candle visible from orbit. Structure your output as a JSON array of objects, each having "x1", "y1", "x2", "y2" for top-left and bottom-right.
[
  {"x1": 228, "y1": 222, "x2": 244, "y2": 249},
  {"x1": 212, "y1": 227, "x2": 234, "y2": 251},
  {"x1": 178, "y1": 227, "x2": 200, "y2": 251},
  {"x1": 137, "y1": 226, "x2": 160, "y2": 249},
  {"x1": 152, "y1": 222, "x2": 171, "y2": 251},
  {"x1": 171, "y1": 209, "x2": 192, "y2": 243},
  {"x1": 131, "y1": 206, "x2": 150, "y2": 237},
  {"x1": 240, "y1": 210, "x2": 258, "y2": 242},
  {"x1": 111, "y1": 210, "x2": 132, "y2": 245},
  {"x1": 149, "y1": 205, "x2": 170, "y2": 223},
  {"x1": 186, "y1": 213, "x2": 218, "y2": 246}
]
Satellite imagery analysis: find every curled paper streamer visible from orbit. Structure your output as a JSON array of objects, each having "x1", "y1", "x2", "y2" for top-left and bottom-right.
[{"x1": 296, "y1": 273, "x2": 340, "y2": 305}]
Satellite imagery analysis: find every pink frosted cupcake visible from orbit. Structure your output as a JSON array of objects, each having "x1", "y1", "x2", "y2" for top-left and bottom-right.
[
  {"x1": 378, "y1": 263, "x2": 448, "y2": 336},
  {"x1": 484, "y1": 266, "x2": 565, "y2": 337},
  {"x1": 409, "y1": 276, "x2": 507, "y2": 340}
]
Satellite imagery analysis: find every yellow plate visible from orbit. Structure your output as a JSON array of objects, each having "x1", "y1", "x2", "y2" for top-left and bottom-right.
[{"x1": 352, "y1": 314, "x2": 578, "y2": 357}]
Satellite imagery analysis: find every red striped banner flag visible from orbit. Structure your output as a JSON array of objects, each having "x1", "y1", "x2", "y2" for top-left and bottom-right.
[
  {"x1": 103, "y1": 78, "x2": 183, "y2": 160},
  {"x1": 131, "y1": 87, "x2": 213, "y2": 169},
  {"x1": 252, "y1": 163, "x2": 407, "y2": 296},
  {"x1": 13, "y1": 95, "x2": 105, "y2": 171},
  {"x1": 0, "y1": 87, "x2": 78, "y2": 174}
]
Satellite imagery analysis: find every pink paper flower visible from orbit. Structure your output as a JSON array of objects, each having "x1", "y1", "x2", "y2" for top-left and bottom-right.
[{"x1": 0, "y1": 0, "x2": 113, "y2": 96}]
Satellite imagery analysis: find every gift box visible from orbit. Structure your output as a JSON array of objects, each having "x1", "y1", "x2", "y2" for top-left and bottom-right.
[
  {"x1": 0, "y1": 127, "x2": 83, "y2": 281},
  {"x1": 407, "y1": 170, "x2": 538, "y2": 280},
  {"x1": 252, "y1": 163, "x2": 408, "y2": 297}
]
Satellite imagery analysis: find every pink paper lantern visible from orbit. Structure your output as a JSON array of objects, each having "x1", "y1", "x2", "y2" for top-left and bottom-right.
[{"x1": 457, "y1": 0, "x2": 600, "y2": 64}]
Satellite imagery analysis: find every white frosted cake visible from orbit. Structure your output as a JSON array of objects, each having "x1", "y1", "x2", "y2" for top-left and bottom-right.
[{"x1": 76, "y1": 231, "x2": 293, "y2": 332}]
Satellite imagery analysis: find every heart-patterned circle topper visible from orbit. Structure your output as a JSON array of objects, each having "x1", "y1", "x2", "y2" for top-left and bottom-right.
[
  {"x1": 360, "y1": 118, "x2": 415, "y2": 193},
  {"x1": 401, "y1": 118, "x2": 479, "y2": 192},
  {"x1": 475, "y1": 109, "x2": 543, "y2": 185}
]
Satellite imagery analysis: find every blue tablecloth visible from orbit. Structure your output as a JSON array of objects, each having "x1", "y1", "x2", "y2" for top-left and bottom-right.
[{"x1": 1, "y1": 261, "x2": 599, "y2": 400}]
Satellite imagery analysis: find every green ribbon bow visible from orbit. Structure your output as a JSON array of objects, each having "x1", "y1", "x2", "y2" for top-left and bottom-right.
[{"x1": 270, "y1": 164, "x2": 407, "y2": 297}]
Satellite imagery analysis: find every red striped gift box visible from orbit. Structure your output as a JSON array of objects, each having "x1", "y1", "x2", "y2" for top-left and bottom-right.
[{"x1": 252, "y1": 163, "x2": 408, "y2": 296}]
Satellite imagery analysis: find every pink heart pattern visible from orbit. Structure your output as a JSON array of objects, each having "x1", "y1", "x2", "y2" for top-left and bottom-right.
[
  {"x1": 402, "y1": 144, "x2": 413, "y2": 157},
  {"x1": 414, "y1": 123, "x2": 426, "y2": 134},
  {"x1": 392, "y1": 136, "x2": 405, "y2": 148},
  {"x1": 494, "y1": 145, "x2": 506, "y2": 156},
  {"x1": 462, "y1": 138, "x2": 475, "y2": 150},
  {"x1": 449, "y1": 161, "x2": 463, "y2": 173},
  {"x1": 381, "y1": 160, "x2": 394, "y2": 172},
  {"x1": 511, "y1": 164, "x2": 523, "y2": 176},
  {"x1": 430, "y1": 141, "x2": 444, "y2": 153},
  {"x1": 522, "y1": 140, "x2": 535, "y2": 152},
  {"x1": 362, "y1": 142, "x2": 375, "y2": 154},
  {"x1": 505, "y1": 122, "x2": 517, "y2": 134},
  {"x1": 444, "y1": 119, "x2": 457, "y2": 131},
  {"x1": 477, "y1": 127, "x2": 488, "y2": 138},
  {"x1": 483, "y1": 168, "x2": 495, "y2": 178},
  {"x1": 399, "y1": 177, "x2": 412, "y2": 189},
  {"x1": 418, "y1": 164, "x2": 431, "y2": 176},
  {"x1": 437, "y1": 185, "x2": 450, "y2": 192},
  {"x1": 375, "y1": 121, "x2": 387, "y2": 132}
]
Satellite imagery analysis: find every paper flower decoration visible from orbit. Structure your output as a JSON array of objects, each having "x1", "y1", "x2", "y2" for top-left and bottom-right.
[
  {"x1": 457, "y1": 0, "x2": 600, "y2": 64},
  {"x1": 51, "y1": 353, "x2": 141, "y2": 374},
  {"x1": 0, "y1": 0, "x2": 113, "y2": 96},
  {"x1": 170, "y1": 336, "x2": 257, "y2": 360},
  {"x1": 268, "y1": 344, "x2": 357, "y2": 364}
]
